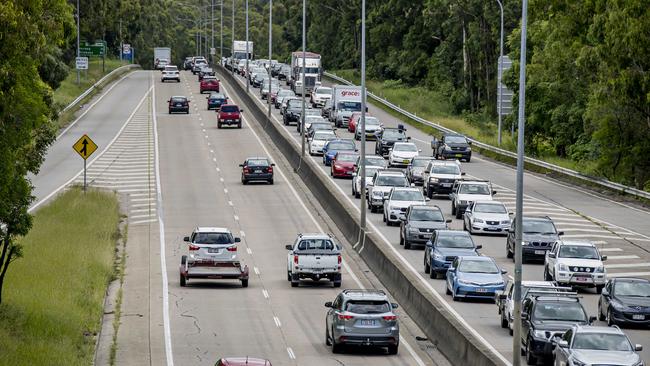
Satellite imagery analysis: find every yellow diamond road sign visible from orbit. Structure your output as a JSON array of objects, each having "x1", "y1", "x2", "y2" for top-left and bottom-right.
[{"x1": 73, "y1": 134, "x2": 98, "y2": 160}]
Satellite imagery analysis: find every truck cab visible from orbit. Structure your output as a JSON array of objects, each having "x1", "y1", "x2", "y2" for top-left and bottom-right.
[{"x1": 290, "y1": 51, "x2": 322, "y2": 96}]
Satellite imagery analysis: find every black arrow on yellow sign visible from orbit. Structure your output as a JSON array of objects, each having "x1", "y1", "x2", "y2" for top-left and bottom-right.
[{"x1": 73, "y1": 134, "x2": 97, "y2": 160}]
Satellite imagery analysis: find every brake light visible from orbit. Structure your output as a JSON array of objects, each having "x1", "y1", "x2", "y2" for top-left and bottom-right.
[
  {"x1": 243, "y1": 167, "x2": 250, "y2": 173},
  {"x1": 267, "y1": 166, "x2": 273, "y2": 173},
  {"x1": 189, "y1": 244, "x2": 200, "y2": 251},
  {"x1": 382, "y1": 315, "x2": 397, "y2": 321},
  {"x1": 226, "y1": 245, "x2": 237, "y2": 252},
  {"x1": 338, "y1": 314, "x2": 354, "y2": 320},
  {"x1": 293, "y1": 255, "x2": 299, "y2": 265},
  {"x1": 338, "y1": 254, "x2": 342, "y2": 264}
]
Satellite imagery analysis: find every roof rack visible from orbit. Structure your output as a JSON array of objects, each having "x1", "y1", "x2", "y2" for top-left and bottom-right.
[
  {"x1": 531, "y1": 291, "x2": 581, "y2": 301},
  {"x1": 342, "y1": 289, "x2": 386, "y2": 295}
]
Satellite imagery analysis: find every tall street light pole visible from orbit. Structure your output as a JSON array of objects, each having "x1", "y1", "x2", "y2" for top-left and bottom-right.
[
  {"x1": 245, "y1": 0, "x2": 249, "y2": 93},
  {"x1": 211, "y1": 0, "x2": 215, "y2": 63},
  {"x1": 231, "y1": 0, "x2": 235, "y2": 72},
  {"x1": 300, "y1": 0, "x2": 306, "y2": 157},
  {"x1": 496, "y1": 0, "x2": 504, "y2": 146},
  {"x1": 359, "y1": 0, "x2": 367, "y2": 239},
  {"x1": 220, "y1": 0, "x2": 223, "y2": 63},
  {"x1": 268, "y1": 0, "x2": 272, "y2": 118},
  {"x1": 512, "y1": 0, "x2": 529, "y2": 365},
  {"x1": 76, "y1": 0, "x2": 80, "y2": 84}
]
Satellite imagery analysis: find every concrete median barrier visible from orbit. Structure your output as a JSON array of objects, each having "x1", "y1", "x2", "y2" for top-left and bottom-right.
[{"x1": 217, "y1": 65, "x2": 507, "y2": 366}]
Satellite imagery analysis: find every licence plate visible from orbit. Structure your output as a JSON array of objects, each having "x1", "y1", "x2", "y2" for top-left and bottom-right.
[
  {"x1": 403, "y1": 159, "x2": 410, "y2": 163},
  {"x1": 442, "y1": 183, "x2": 452, "y2": 187},
  {"x1": 176, "y1": 104, "x2": 182, "y2": 107},
  {"x1": 484, "y1": 227, "x2": 498, "y2": 231},
  {"x1": 254, "y1": 170, "x2": 262, "y2": 173},
  {"x1": 455, "y1": 154, "x2": 463, "y2": 157},
  {"x1": 633, "y1": 314, "x2": 645, "y2": 320},
  {"x1": 207, "y1": 248, "x2": 220, "y2": 253},
  {"x1": 360, "y1": 319, "x2": 376, "y2": 326},
  {"x1": 476, "y1": 288, "x2": 488, "y2": 293},
  {"x1": 575, "y1": 277, "x2": 589, "y2": 282},
  {"x1": 534, "y1": 250, "x2": 545, "y2": 255}
]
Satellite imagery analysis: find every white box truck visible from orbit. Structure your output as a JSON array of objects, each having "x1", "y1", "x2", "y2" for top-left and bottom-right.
[
  {"x1": 290, "y1": 51, "x2": 322, "y2": 96},
  {"x1": 330, "y1": 85, "x2": 363, "y2": 127},
  {"x1": 154, "y1": 47, "x2": 171, "y2": 70},
  {"x1": 231, "y1": 41, "x2": 253, "y2": 71}
]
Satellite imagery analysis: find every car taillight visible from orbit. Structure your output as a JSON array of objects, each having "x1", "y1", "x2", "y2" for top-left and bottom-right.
[
  {"x1": 226, "y1": 245, "x2": 237, "y2": 252},
  {"x1": 338, "y1": 255, "x2": 342, "y2": 265},
  {"x1": 338, "y1": 314, "x2": 354, "y2": 320},
  {"x1": 382, "y1": 315, "x2": 397, "y2": 321},
  {"x1": 293, "y1": 255, "x2": 299, "y2": 265},
  {"x1": 243, "y1": 167, "x2": 250, "y2": 173},
  {"x1": 189, "y1": 244, "x2": 200, "y2": 251},
  {"x1": 267, "y1": 166, "x2": 273, "y2": 173}
]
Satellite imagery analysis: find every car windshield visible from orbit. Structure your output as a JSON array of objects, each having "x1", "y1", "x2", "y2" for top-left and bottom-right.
[
  {"x1": 345, "y1": 300, "x2": 391, "y2": 314},
  {"x1": 474, "y1": 203, "x2": 507, "y2": 214},
  {"x1": 446, "y1": 136, "x2": 468, "y2": 144},
  {"x1": 410, "y1": 209, "x2": 444, "y2": 222},
  {"x1": 437, "y1": 234, "x2": 475, "y2": 248},
  {"x1": 458, "y1": 260, "x2": 499, "y2": 274},
  {"x1": 246, "y1": 159, "x2": 269, "y2": 167},
  {"x1": 297, "y1": 239, "x2": 334, "y2": 250},
  {"x1": 375, "y1": 176, "x2": 408, "y2": 186},
  {"x1": 431, "y1": 165, "x2": 461, "y2": 174},
  {"x1": 364, "y1": 167, "x2": 380, "y2": 177},
  {"x1": 313, "y1": 132, "x2": 336, "y2": 140},
  {"x1": 411, "y1": 159, "x2": 431, "y2": 167},
  {"x1": 304, "y1": 109, "x2": 320, "y2": 116},
  {"x1": 614, "y1": 281, "x2": 650, "y2": 297},
  {"x1": 532, "y1": 302, "x2": 586, "y2": 322},
  {"x1": 193, "y1": 232, "x2": 233, "y2": 244},
  {"x1": 311, "y1": 123, "x2": 332, "y2": 131},
  {"x1": 364, "y1": 157, "x2": 387, "y2": 167},
  {"x1": 336, "y1": 154, "x2": 357, "y2": 162},
  {"x1": 459, "y1": 184, "x2": 491, "y2": 195},
  {"x1": 364, "y1": 117, "x2": 380, "y2": 126},
  {"x1": 383, "y1": 130, "x2": 406, "y2": 139},
  {"x1": 522, "y1": 220, "x2": 556, "y2": 234},
  {"x1": 220, "y1": 106, "x2": 239, "y2": 113},
  {"x1": 393, "y1": 144, "x2": 417, "y2": 152},
  {"x1": 559, "y1": 245, "x2": 600, "y2": 260},
  {"x1": 306, "y1": 117, "x2": 325, "y2": 124},
  {"x1": 278, "y1": 90, "x2": 294, "y2": 97},
  {"x1": 391, "y1": 190, "x2": 423, "y2": 201},
  {"x1": 287, "y1": 100, "x2": 301, "y2": 107},
  {"x1": 316, "y1": 87, "x2": 331, "y2": 95},
  {"x1": 327, "y1": 141, "x2": 355, "y2": 150},
  {"x1": 572, "y1": 333, "x2": 632, "y2": 351},
  {"x1": 338, "y1": 101, "x2": 362, "y2": 111}
]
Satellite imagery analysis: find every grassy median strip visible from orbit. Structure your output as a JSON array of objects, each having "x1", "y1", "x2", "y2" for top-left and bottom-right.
[
  {"x1": 0, "y1": 188, "x2": 121, "y2": 366},
  {"x1": 54, "y1": 58, "x2": 123, "y2": 107}
]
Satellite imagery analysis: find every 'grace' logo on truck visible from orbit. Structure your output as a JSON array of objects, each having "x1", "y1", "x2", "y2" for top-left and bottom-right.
[{"x1": 341, "y1": 91, "x2": 360, "y2": 97}]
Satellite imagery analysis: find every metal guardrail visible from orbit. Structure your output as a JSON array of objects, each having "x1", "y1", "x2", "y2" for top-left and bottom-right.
[
  {"x1": 324, "y1": 71, "x2": 650, "y2": 200},
  {"x1": 62, "y1": 64, "x2": 140, "y2": 113}
]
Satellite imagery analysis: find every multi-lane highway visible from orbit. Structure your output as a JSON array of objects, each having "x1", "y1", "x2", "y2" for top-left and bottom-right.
[{"x1": 224, "y1": 67, "x2": 650, "y2": 364}]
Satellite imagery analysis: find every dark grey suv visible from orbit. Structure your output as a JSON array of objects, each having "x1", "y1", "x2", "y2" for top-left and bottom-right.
[
  {"x1": 399, "y1": 205, "x2": 450, "y2": 249},
  {"x1": 506, "y1": 216, "x2": 563, "y2": 263},
  {"x1": 325, "y1": 289, "x2": 399, "y2": 354}
]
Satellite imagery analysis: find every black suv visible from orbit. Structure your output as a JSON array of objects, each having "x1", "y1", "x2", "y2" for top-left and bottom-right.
[
  {"x1": 399, "y1": 206, "x2": 450, "y2": 249},
  {"x1": 521, "y1": 294, "x2": 594, "y2": 365},
  {"x1": 506, "y1": 216, "x2": 563, "y2": 263},
  {"x1": 431, "y1": 133, "x2": 472, "y2": 162},
  {"x1": 374, "y1": 125, "x2": 409, "y2": 157},
  {"x1": 283, "y1": 99, "x2": 303, "y2": 126}
]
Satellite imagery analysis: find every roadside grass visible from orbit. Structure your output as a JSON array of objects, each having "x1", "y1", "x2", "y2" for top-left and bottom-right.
[
  {"x1": 329, "y1": 69, "x2": 589, "y2": 174},
  {"x1": 54, "y1": 58, "x2": 123, "y2": 107},
  {"x1": 0, "y1": 188, "x2": 121, "y2": 366}
]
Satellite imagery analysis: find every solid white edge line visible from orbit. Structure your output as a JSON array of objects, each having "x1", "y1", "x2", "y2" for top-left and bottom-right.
[
  {"x1": 29, "y1": 84, "x2": 153, "y2": 213},
  {"x1": 152, "y1": 72, "x2": 175, "y2": 366},
  {"x1": 223, "y1": 82, "x2": 427, "y2": 366}
]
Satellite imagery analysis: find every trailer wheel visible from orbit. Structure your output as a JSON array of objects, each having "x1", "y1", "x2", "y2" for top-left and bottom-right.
[
  {"x1": 180, "y1": 274, "x2": 186, "y2": 287},
  {"x1": 241, "y1": 279, "x2": 249, "y2": 288},
  {"x1": 181, "y1": 255, "x2": 187, "y2": 265}
]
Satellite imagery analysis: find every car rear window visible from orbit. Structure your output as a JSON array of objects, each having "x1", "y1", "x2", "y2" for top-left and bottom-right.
[
  {"x1": 297, "y1": 239, "x2": 334, "y2": 250},
  {"x1": 345, "y1": 300, "x2": 390, "y2": 314},
  {"x1": 220, "y1": 105, "x2": 239, "y2": 113},
  {"x1": 171, "y1": 97, "x2": 186, "y2": 103},
  {"x1": 327, "y1": 141, "x2": 355, "y2": 150},
  {"x1": 247, "y1": 159, "x2": 269, "y2": 167},
  {"x1": 336, "y1": 154, "x2": 358, "y2": 162},
  {"x1": 192, "y1": 232, "x2": 233, "y2": 244},
  {"x1": 165, "y1": 66, "x2": 178, "y2": 71}
]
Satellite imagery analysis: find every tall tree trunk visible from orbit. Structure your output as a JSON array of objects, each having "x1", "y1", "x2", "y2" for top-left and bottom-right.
[{"x1": 0, "y1": 243, "x2": 16, "y2": 305}]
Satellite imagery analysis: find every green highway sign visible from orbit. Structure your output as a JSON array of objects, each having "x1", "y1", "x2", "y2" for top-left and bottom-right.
[{"x1": 79, "y1": 44, "x2": 105, "y2": 57}]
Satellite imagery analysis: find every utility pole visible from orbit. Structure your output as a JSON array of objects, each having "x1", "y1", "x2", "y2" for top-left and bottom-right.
[
  {"x1": 512, "y1": 0, "x2": 529, "y2": 365},
  {"x1": 268, "y1": 0, "x2": 272, "y2": 118},
  {"x1": 359, "y1": 0, "x2": 367, "y2": 244},
  {"x1": 245, "y1": 0, "x2": 249, "y2": 93},
  {"x1": 300, "y1": 0, "x2": 306, "y2": 157},
  {"x1": 220, "y1": 0, "x2": 223, "y2": 63},
  {"x1": 76, "y1": 0, "x2": 80, "y2": 84},
  {"x1": 119, "y1": 19, "x2": 122, "y2": 63},
  {"x1": 496, "y1": 0, "x2": 504, "y2": 146},
  {"x1": 211, "y1": 0, "x2": 215, "y2": 64}
]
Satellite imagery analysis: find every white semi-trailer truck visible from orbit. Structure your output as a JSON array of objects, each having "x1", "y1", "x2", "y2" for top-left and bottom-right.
[{"x1": 290, "y1": 51, "x2": 322, "y2": 96}]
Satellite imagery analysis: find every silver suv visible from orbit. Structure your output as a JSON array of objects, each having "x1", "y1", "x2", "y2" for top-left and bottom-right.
[
  {"x1": 325, "y1": 289, "x2": 400, "y2": 354},
  {"x1": 553, "y1": 325, "x2": 644, "y2": 366}
]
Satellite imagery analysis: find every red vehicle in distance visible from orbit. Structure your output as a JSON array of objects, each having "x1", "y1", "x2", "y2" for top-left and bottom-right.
[
  {"x1": 217, "y1": 104, "x2": 244, "y2": 129},
  {"x1": 331, "y1": 152, "x2": 359, "y2": 178},
  {"x1": 215, "y1": 357, "x2": 272, "y2": 366},
  {"x1": 200, "y1": 76, "x2": 220, "y2": 94}
]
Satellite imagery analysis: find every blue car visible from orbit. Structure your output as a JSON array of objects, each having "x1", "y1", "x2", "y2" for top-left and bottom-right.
[
  {"x1": 207, "y1": 92, "x2": 228, "y2": 110},
  {"x1": 446, "y1": 256, "x2": 506, "y2": 301},
  {"x1": 322, "y1": 139, "x2": 356, "y2": 166},
  {"x1": 424, "y1": 230, "x2": 480, "y2": 279}
]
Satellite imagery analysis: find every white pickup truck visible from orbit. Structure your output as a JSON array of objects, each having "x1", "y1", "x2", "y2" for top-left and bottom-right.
[{"x1": 286, "y1": 233, "x2": 342, "y2": 288}]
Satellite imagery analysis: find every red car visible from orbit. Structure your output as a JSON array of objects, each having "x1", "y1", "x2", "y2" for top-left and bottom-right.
[
  {"x1": 200, "y1": 77, "x2": 220, "y2": 94},
  {"x1": 217, "y1": 104, "x2": 244, "y2": 129},
  {"x1": 215, "y1": 357, "x2": 272, "y2": 366},
  {"x1": 330, "y1": 152, "x2": 359, "y2": 178},
  {"x1": 347, "y1": 112, "x2": 372, "y2": 133}
]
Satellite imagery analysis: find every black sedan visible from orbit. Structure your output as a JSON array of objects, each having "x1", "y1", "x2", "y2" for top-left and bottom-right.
[
  {"x1": 240, "y1": 157, "x2": 275, "y2": 185},
  {"x1": 598, "y1": 277, "x2": 650, "y2": 327},
  {"x1": 168, "y1": 96, "x2": 189, "y2": 114}
]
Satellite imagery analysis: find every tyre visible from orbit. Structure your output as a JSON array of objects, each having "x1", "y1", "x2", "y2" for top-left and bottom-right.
[
  {"x1": 325, "y1": 327, "x2": 332, "y2": 346},
  {"x1": 241, "y1": 279, "x2": 249, "y2": 288},
  {"x1": 180, "y1": 274, "x2": 186, "y2": 287},
  {"x1": 446, "y1": 285, "x2": 451, "y2": 295},
  {"x1": 333, "y1": 281, "x2": 341, "y2": 288},
  {"x1": 354, "y1": 190, "x2": 360, "y2": 199},
  {"x1": 399, "y1": 235, "x2": 404, "y2": 246},
  {"x1": 424, "y1": 257, "x2": 431, "y2": 274},
  {"x1": 387, "y1": 344, "x2": 398, "y2": 355},
  {"x1": 217, "y1": 122, "x2": 222, "y2": 129},
  {"x1": 525, "y1": 341, "x2": 537, "y2": 365},
  {"x1": 500, "y1": 312, "x2": 509, "y2": 328},
  {"x1": 455, "y1": 209, "x2": 462, "y2": 219},
  {"x1": 383, "y1": 213, "x2": 386, "y2": 222},
  {"x1": 598, "y1": 301, "x2": 605, "y2": 321},
  {"x1": 370, "y1": 204, "x2": 376, "y2": 213},
  {"x1": 429, "y1": 268, "x2": 436, "y2": 279},
  {"x1": 242, "y1": 179, "x2": 248, "y2": 185},
  {"x1": 452, "y1": 290, "x2": 460, "y2": 301},
  {"x1": 466, "y1": 156, "x2": 471, "y2": 163},
  {"x1": 331, "y1": 332, "x2": 342, "y2": 354},
  {"x1": 606, "y1": 308, "x2": 615, "y2": 326},
  {"x1": 544, "y1": 267, "x2": 552, "y2": 281},
  {"x1": 287, "y1": 271, "x2": 292, "y2": 281},
  {"x1": 463, "y1": 220, "x2": 467, "y2": 231},
  {"x1": 451, "y1": 203, "x2": 456, "y2": 216},
  {"x1": 181, "y1": 255, "x2": 187, "y2": 265},
  {"x1": 237, "y1": 123, "x2": 242, "y2": 129},
  {"x1": 404, "y1": 239, "x2": 411, "y2": 250},
  {"x1": 269, "y1": 179, "x2": 274, "y2": 185},
  {"x1": 426, "y1": 186, "x2": 433, "y2": 199},
  {"x1": 596, "y1": 285, "x2": 604, "y2": 294},
  {"x1": 506, "y1": 242, "x2": 514, "y2": 259}
]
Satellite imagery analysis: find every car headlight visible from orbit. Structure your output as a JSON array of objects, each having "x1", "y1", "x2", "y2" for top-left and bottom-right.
[
  {"x1": 473, "y1": 218, "x2": 484, "y2": 223},
  {"x1": 372, "y1": 191, "x2": 383, "y2": 198},
  {"x1": 522, "y1": 241, "x2": 531, "y2": 246},
  {"x1": 433, "y1": 251, "x2": 444, "y2": 260},
  {"x1": 457, "y1": 279, "x2": 472, "y2": 285},
  {"x1": 609, "y1": 299, "x2": 625, "y2": 310},
  {"x1": 632, "y1": 360, "x2": 644, "y2": 366},
  {"x1": 466, "y1": 147, "x2": 472, "y2": 151},
  {"x1": 408, "y1": 227, "x2": 419, "y2": 234},
  {"x1": 501, "y1": 220, "x2": 511, "y2": 225},
  {"x1": 570, "y1": 359, "x2": 587, "y2": 366},
  {"x1": 460, "y1": 200, "x2": 468, "y2": 205},
  {"x1": 595, "y1": 265, "x2": 605, "y2": 273},
  {"x1": 429, "y1": 177, "x2": 439, "y2": 183},
  {"x1": 533, "y1": 330, "x2": 547, "y2": 339},
  {"x1": 443, "y1": 144, "x2": 452, "y2": 151},
  {"x1": 558, "y1": 263, "x2": 569, "y2": 272}
]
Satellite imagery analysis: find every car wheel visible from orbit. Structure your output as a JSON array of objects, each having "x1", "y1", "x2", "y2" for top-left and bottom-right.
[
  {"x1": 463, "y1": 219, "x2": 467, "y2": 231},
  {"x1": 424, "y1": 257, "x2": 431, "y2": 274},
  {"x1": 544, "y1": 266, "x2": 552, "y2": 281},
  {"x1": 383, "y1": 213, "x2": 386, "y2": 222},
  {"x1": 399, "y1": 235, "x2": 404, "y2": 246},
  {"x1": 452, "y1": 289, "x2": 460, "y2": 301},
  {"x1": 500, "y1": 312, "x2": 509, "y2": 328},
  {"x1": 506, "y1": 242, "x2": 514, "y2": 259},
  {"x1": 333, "y1": 281, "x2": 341, "y2": 288},
  {"x1": 269, "y1": 179, "x2": 274, "y2": 185},
  {"x1": 595, "y1": 285, "x2": 604, "y2": 294},
  {"x1": 446, "y1": 285, "x2": 451, "y2": 295},
  {"x1": 525, "y1": 340, "x2": 537, "y2": 365},
  {"x1": 387, "y1": 344, "x2": 398, "y2": 355},
  {"x1": 370, "y1": 204, "x2": 376, "y2": 213},
  {"x1": 598, "y1": 300, "x2": 605, "y2": 321},
  {"x1": 180, "y1": 274, "x2": 186, "y2": 287},
  {"x1": 606, "y1": 307, "x2": 615, "y2": 326},
  {"x1": 217, "y1": 122, "x2": 222, "y2": 129},
  {"x1": 325, "y1": 327, "x2": 332, "y2": 346},
  {"x1": 451, "y1": 203, "x2": 456, "y2": 215},
  {"x1": 466, "y1": 157, "x2": 471, "y2": 163},
  {"x1": 241, "y1": 279, "x2": 249, "y2": 288},
  {"x1": 287, "y1": 271, "x2": 292, "y2": 281},
  {"x1": 331, "y1": 332, "x2": 343, "y2": 354},
  {"x1": 242, "y1": 178, "x2": 247, "y2": 185},
  {"x1": 237, "y1": 123, "x2": 242, "y2": 129},
  {"x1": 404, "y1": 239, "x2": 411, "y2": 250},
  {"x1": 429, "y1": 267, "x2": 436, "y2": 279},
  {"x1": 426, "y1": 186, "x2": 433, "y2": 199},
  {"x1": 455, "y1": 210, "x2": 462, "y2": 219}
]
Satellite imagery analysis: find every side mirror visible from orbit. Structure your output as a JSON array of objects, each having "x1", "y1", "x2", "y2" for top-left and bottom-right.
[
  {"x1": 468, "y1": 140, "x2": 472, "y2": 145},
  {"x1": 498, "y1": 293, "x2": 507, "y2": 300},
  {"x1": 424, "y1": 170, "x2": 430, "y2": 174},
  {"x1": 601, "y1": 288, "x2": 609, "y2": 296},
  {"x1": 410, "y1": 183, "x2": 416, "y2": 187},
  {"x1": 548, "y1": 253, "x2": 556, "y2": 258},
  {"x1": 589, "y1": 316, "x2": 597, "y2": 324},
  {"x1": 234, "y1": 237, "x2": 241, "y2": 243},
  {"x1": 391, "y1": 303, "x2": 399, "y2": 309},
  {"x1": 399, "y1": 215, "x2": 407, "y2": 222},
  {"x1": 183, "y1": 236, "x2": 190, "y2": 242},
  {"x1": 418, "y1": 149, "x2": 422, "y2": 152},
  {"x1": 501, "y1": 269, "x2": 508, "y2": 274},
  {"x1": 461, "y1": 172, "x2": 466, "y2": 176},
  {"x1": 285, "y1": 244, "x2": 293, "y2": 250},
  {"x1": 558, "y1": 231, "x2": 565, "y2": 236},
  {"x1": 239, "y1": 164, "x2": 244, "y2": 167},
  {"x1": 407, "y1": 136, "x2": 411, "y2": 140},
  {"x1": 324, "y1": 301, "x2": 333, "y2": 308},
  {"x1": 425, "y1": 241, "x2": 433, "y2": 247},
  {"x1": 445, "y1": 219, "x2": 452, "y2": 223},
  {"x1": 367, "y1": 182, "x2": 373, "y2": 187},
  {"x1": 634, "y1": 344, "x2": 643, "y2": 352},
  {"x1": 447, "y1": 267, "x2": 455, "y2": 273},
  {"x1": 556, "y1": 340, "x2": 568, "y2": 348},
  {"x1": 492, "y1": 190, "x2": 497, "y2": 195},
  {"x1": 508, "y1": 228, "x2": 514, "y2": 233},
  {"x1": 521, "y1": 313, "x2": 529, "y2": 320},
  {"x1": 425, "y1": 197, "x2": 430, "y2": 201},
  {"x1": 475, "y1": 244, "x2": 483, "y2": 249},
  {"x1": 240, "y1": 109, "x2": 244, "y2": 113},
  {"x1": 271, "y1": 163, "x2": 276, "y2": 166},
  {"x1": 601, "y1": 255, "x2": 607, "y2": 261},
  {"x1": 508, "y1": 212, "x2": 514, "y2": 216}
]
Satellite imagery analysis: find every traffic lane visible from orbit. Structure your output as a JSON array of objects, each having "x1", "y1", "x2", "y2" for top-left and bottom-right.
[
  {"x1": 31, "y1": 70, "x2": 150, "y2": 206},
  {"x1": 318, "y1": 77, "x2": 650, "y2": 238},
  {"x1": 235, "y1": 73, "x2": 649, "y2": 363},
  {"x1": 156, "y1": 75, "x2": 292, "y2": 365},
  {"x1": 169, "y1": 73, "x2": 430, "y2": 365}
]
